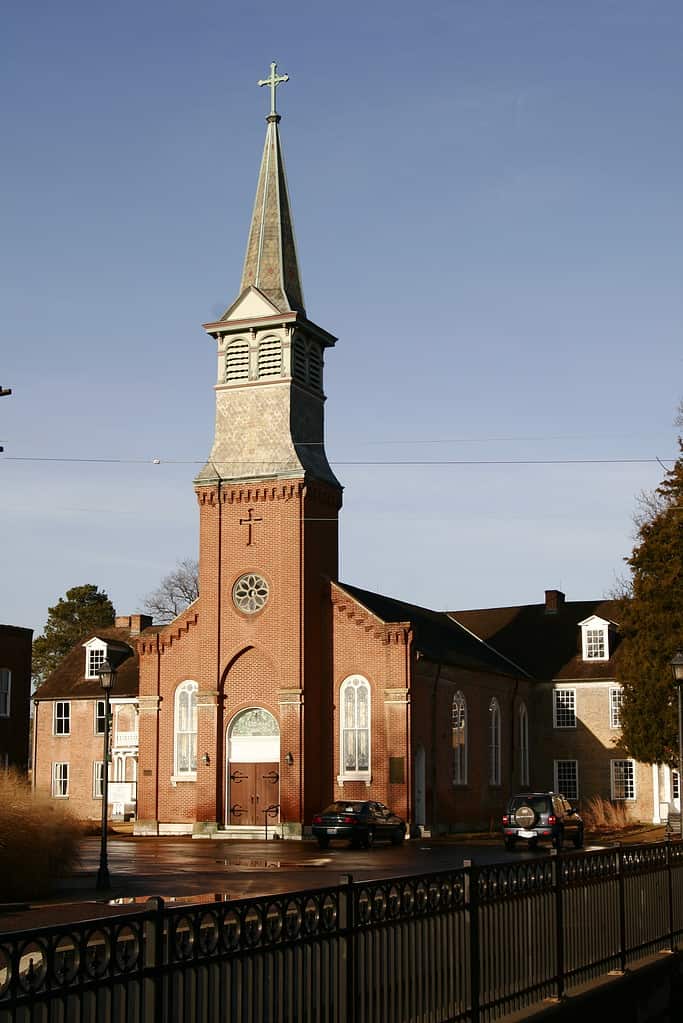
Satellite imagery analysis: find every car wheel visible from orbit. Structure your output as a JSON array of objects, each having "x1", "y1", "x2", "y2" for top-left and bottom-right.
[
  {"x1": 364, "y1": 828, "x2": 375, "y2": 850},
  {"x1": 391, "y1": 827, "x2": 405, "y2": 846},
  {"x1": 573, "y1": 825, "x2": 584, "y2": 849},
  {"x1": 317, "y1": 836, "x2": 330, "y2": 850},
  {"x1": 350, "y1": 836, "x2": 361, "y2": 849},
  {"x1": 504, "y1": 837, "x2": 516, "y2": 851},
  {"x1": 552, "y1": 829, "x2": 564, "y2": 851}
]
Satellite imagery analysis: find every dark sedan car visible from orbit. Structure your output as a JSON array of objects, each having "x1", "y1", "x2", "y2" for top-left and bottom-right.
[{"x1": 312, "y1": 800, "x2": 407, "y2": 849}]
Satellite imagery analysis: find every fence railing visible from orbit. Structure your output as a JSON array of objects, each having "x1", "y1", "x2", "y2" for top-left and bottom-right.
[{"x1": 2, "y1": 841, "x2": 683, "y2": 1023}]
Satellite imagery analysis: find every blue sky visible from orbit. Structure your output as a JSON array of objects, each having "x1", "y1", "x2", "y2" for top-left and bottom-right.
[{"x1": 2, "y1": 0, "x2": 681, "y2": 634}]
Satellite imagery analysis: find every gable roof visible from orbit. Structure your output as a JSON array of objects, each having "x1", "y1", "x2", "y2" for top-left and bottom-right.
[
  {"x1": 338, "y1": 583, "x2": 525, "y2": 678},
  {"x1": 451, "y1": 598, "x2": 622, "y2": 681},
  {"x1": 34, "y1": 626, "x2": 142, "y2": 700}
]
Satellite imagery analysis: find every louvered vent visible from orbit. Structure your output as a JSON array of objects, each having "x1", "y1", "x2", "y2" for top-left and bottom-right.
[
  {"x1": 308, "y1": 345, "x2": 322, "y2": 389},
  {"x1": 292, "y1": 339, "x2": 307, "y2": 383},
  {"x1": 258, "y1": 337, "x2": 282, "y2": 379},
  {"x1": 225, "y1": 340, "x2": 250, "y2": 382}
]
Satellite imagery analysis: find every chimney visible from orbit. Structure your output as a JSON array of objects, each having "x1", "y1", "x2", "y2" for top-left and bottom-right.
[
  {"x1": 115, "y1": 614, "x2": 153, "y2": 635},
  {"x1": 544, "y1": 590, "x2": 565, "y2": 614}
]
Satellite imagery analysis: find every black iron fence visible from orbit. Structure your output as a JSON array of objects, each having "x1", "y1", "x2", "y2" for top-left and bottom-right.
[{"x1": 2, "y1": 841, "x2": 683, "y2": 1023}]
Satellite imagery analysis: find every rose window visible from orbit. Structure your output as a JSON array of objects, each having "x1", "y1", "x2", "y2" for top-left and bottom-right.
[{"x1": 233, "y1": 573, "x2": 269, "y2": 614}]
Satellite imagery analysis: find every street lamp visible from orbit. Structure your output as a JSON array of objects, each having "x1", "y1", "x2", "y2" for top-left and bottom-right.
[
  {"x1": 96, "y1": 658, "x2": 117, "y2": 890},
  {"x1": 671, "y1": 652, "x2": 683, "y2": 840}
]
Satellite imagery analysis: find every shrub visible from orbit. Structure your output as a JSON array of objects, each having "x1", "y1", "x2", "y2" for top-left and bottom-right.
[
  {"x1": 580, "y1": 794, "x2": 632, "y2": 831},
  {"x1": 0, "y1": 768, "x2": 82, "y2": 900}
]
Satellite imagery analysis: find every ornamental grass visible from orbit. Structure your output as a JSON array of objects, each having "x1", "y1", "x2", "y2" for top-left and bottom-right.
[
  {"x1": 580, "y1": 794, "x2": 632, "y2": 831},
  {"x1": 0, "y1": 768, "x2": 82, "y2": 901}
]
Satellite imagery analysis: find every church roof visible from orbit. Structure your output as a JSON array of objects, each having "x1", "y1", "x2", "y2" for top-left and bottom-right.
[
  {"x1": 228, "y1": 108, "x2": 305, "y2": 316},
  {"x1": 451, "y1": 598, "x2": 622, "y2": 681},
  {"x1": 338, "y1": 583, "x2": 524, "y2": 678}
]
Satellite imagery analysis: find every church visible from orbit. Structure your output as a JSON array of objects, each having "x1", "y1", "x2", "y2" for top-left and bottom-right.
[{"x1": 33, "y1": 66, "x2": 670, "y2": 836}]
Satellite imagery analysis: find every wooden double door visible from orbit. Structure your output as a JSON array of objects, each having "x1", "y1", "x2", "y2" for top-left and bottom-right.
[{"x1": 228, "y1": 762, "x2": 279, "y2": 826}]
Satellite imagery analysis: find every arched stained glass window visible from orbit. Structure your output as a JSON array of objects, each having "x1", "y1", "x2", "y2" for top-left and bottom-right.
[
  {"x1": 340, "y1": 676, "x2": 370, "y2": 778},
  {"x1": 489, "y1": 697, "x2": 501, "y2": 786},
  {"x1": 452, "y1": 691, "x2": 468, "y2": 785},
  {"x1": 175, "y1": 680, "x2": 198, "y2": 777}
]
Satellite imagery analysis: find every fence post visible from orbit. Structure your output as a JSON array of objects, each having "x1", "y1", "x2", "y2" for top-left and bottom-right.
[
  {"x1": 339, "y1": 874, "x2": 355, "y2": 1023},
  {"x1": 552, "y1": 851, "x2": 565, "y2": 1001},
  {"x1": 616, "y1": 845, "x2": 627, "y2": 972},
  {"x1": 464, "y1": 859, "x2": 479, "y2": 1023},
  {"x1": 667, "y1": 841, "x2": 676, "y2": 952},
  {"x1": 144, "y1": 896, "x2": 165, "y2": 1023}
]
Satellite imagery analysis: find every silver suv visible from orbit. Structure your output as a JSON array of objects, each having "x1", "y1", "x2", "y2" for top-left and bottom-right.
[{"x1": 502, "y1": 792, "x2": 584, "y2": 851}]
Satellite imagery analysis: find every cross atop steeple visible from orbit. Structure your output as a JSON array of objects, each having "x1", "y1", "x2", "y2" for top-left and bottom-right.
[{"x1": 258, "y1": 61, "x2": 289, "y2": 117}]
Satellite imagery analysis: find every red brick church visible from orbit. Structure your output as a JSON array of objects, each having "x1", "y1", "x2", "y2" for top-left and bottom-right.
[
  {"x1": 131, "y1": 66, "x2": 530, "y2": 837},
  {"x1": 35, "y1": 67, "x2": 661, "y2": 836}
]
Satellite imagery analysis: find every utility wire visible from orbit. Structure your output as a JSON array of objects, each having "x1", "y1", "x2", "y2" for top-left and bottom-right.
[{"x1": 1, "y1": 456, "x2": 677, "y2": 466}]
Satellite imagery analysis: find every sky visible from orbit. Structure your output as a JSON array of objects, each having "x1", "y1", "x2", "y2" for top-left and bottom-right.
[{"x1": 2, "y1": 0, "x2": 682, "y2": 636}]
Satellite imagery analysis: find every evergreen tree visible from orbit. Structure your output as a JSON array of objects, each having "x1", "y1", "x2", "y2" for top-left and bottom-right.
[
  {"x1": 33, "y1": 584, "x2": 115, "y2": 686},
  {"x1": 616, "y1": 440, "x2": 683, "y2": 764}
]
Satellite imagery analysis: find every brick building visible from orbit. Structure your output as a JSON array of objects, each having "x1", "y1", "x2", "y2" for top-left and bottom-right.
[
  {"x1": 31, "y1": 69, "x2": 673, "y2": 834},
  {"x1": 0, "y1": 623, "x2": 33, "y2": 770}
]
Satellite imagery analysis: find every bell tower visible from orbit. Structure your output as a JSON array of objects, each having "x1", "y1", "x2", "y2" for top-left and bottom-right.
[{"x1": 193, "y1": 64, "x2": 342, "y2": 836}]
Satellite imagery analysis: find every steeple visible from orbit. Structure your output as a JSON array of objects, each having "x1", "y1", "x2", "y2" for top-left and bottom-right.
[
  {"x1": 196, "y1": 63, "x2": 340, "y2": 490},
  {"x1": 233, "y1": 61, "x2": 304, "y2": 316}
]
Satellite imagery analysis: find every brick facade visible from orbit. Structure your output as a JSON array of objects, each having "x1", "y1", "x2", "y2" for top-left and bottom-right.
[{"x1": 0, "y1": 624, "x2": 32, "y2": 770}]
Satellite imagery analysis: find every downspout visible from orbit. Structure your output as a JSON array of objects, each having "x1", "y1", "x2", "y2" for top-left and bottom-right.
[
  {"x1": 430, "y1": 660, "x2": 443, "y2": 832},
  {"x1": 510, "y1": 676, "x2": 519, "y2": 791}
]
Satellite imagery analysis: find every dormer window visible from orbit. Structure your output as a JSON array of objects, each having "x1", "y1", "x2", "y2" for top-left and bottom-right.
[
  {"x1": 578, "y1": 615, "x2": 612, "y2": 662},
  {"x1": 84, "y1": 639, "x2": 107, "y2": 679}
]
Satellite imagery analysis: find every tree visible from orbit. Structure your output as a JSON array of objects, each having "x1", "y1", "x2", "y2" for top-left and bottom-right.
[
  {"x1": 142, "y1": 558, "x2": 199, "y2": 623},
  {"x1": 616, "y1": 440, "x2": 683, "y2": 764},
  {"x1": 33, "y1": 584, "x2": 115, "y2": 686}
]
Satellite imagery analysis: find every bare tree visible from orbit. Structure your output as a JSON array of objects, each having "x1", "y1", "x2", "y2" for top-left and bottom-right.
[{"x1": 143, "y1": 558, "x2": 199, "y2": 623}]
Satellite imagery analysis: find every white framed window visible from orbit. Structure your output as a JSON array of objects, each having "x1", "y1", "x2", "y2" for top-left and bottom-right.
[
  {"x1": 340, "y1": 676, "x2": 371, "y2": 780},
  {"x1": 579, "y1": 616, "x2": 611, "y2": 661},
  {"x1": 93, "y1": 761, "x2": 105, "y2": 798},
  {"x1": 257, "y1": 336, "x2": 282, "y2": 378},
  {"x1": 174, "y1": 681, "x2": 198, "y2": 778},
  {"x1": 0, "y1": 669, "x2": 10, "y2": 717},
  {"x1": 609, "y1": 686, "x2": 623, "y2": 730},
  {"x1": 519, "y1": 702, "x2": 529, "y2": 786},
  {"x1": 611, "y1": 759, "x2": 636, "y2": 801},
  {"x1": 52, "y1": 762, "x2": 69, "y2": 797},
  {"x1": 225, "y1": 338, "x2": 250, "y2": 382},
  {"x1": 554, "y1": 759, "x2": 579, "y2": 800},
  {"x1": 553, "y1": 689, "x2": 576, "y2": 729},
  {"x1": 54, "y1": 701, "x2": 70, "y2": 735},
  {"x1": 488, "y1": 697, "x2": 501, "y2": 785},
  {"x1": 95, "y1": 699, "x2": 106, "y2": 735},
  {"x1": 86, "y1": 644, "x2": 106, "y2": 680},
  {"x1": 451, "y1": 691, "x2": 468, "y2": 785}
]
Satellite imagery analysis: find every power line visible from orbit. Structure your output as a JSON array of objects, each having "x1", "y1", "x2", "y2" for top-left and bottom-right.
[{"x1": 1, "y1": 455, "x2": 676, "y2": 467}]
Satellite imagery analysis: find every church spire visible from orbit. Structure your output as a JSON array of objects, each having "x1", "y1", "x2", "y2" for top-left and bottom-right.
[{"x1": 238, "y1": 62, "x2": 305, "y2": 315}]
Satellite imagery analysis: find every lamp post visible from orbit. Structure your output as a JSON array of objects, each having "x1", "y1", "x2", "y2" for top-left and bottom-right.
[
  {"x1": 96, "y1": 658, "x2": 117, "y2": 890},
  {"x1": 671, "y1": 652, "x2": 683, "y2": 840}
]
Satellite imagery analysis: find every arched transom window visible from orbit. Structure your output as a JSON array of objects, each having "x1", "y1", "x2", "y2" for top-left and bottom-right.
[
  {"x1": 488, "y1": 697, "x2": 501, "y2": 786},
  {"x1": 452, "y1": 691, "x2": 468, "y2": 785},
  {"x1": 340, "y1": 676, "x2": 370, "y2": 780},
  {"x1": 174, "y1": 680, "x2": 198, "y2": 778}
]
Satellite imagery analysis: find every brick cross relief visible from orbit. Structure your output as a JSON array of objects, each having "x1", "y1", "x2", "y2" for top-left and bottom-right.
[{"x1": 239, "y1": 507, "x2": 263, "y2": 546}]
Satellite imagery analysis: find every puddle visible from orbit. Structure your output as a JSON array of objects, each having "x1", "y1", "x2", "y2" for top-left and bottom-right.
[{"x1": 213, "y1": 858, "x2": 283, "y2": 870}]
